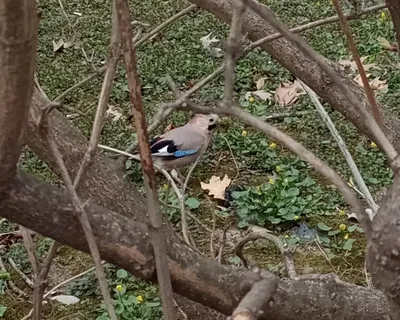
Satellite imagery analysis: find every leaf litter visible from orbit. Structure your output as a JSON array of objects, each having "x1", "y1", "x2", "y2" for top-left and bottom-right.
[
  {"x1": 200, "y1": 174, "x2": 231, "y2": 200},
  {"x1": 274, "y1": 80, "x2": 306, "y2": 107}
]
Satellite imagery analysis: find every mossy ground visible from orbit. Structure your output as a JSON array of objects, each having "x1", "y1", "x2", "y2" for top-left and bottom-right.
[{"x1": 1, "y1": 0, "x2": 399, "y2": 318}]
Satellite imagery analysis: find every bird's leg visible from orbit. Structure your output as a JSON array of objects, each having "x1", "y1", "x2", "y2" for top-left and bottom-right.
[{"x1": 171, "y1": 169, "x2": 184, "y2": 187}]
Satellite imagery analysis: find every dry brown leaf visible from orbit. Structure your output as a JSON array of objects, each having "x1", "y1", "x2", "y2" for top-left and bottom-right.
[
  {"x1": 353, "y1": 73, "x2": 371, "y2": 87},
  {"x1": 353, "y1": 74, "x2": 387, "y2": 91},
  {"x1": 378, "y1": 36, "x2": 398, "y2": 52},
  {"x1": 200, "y1": 174, "x2": 231, "y2": 200},
  {"x1": 255, "y1": 77, "x2": 268, "y2": 90},
  {"x1": 338, "y1": 56, "x2": 379, "y2": 72},
  {"x1": 370, "y1": 77, "x2": 387, "y2": 91},
  {"x1": 106, "y1": 105, "x2": 123, "y2": 122},
  {"x1": 274, "y1": 80, "x2": 305, "y2": 107}
]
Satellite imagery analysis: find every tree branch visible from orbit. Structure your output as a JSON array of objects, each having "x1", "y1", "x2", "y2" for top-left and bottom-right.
[
  {"x1": 115, "y1": 0, "x2": 175, "y2": 318},
  {"x1": 331, "y1": 0, "x2": 383, "y2": 130},
  {"x1": 73, "y1": 1, "x2": 121, "y2": 188},
  {"x1": 230, "y1": 275, "x2": 278, "y2": 320},
  {"x1": 0, "y1": 0, "x2": 38, "y2": 190},
  {"x1": 0, "y1": 170, "x2": 392, "y2": 320},
  {"x1": 242, "y1": 0, "x2": 398, "y2": 169},
  {"x1": 299, "y1": 80, "x2": 379, "y2": 216}
]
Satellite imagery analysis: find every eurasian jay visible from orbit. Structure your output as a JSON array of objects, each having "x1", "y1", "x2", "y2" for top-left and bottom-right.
[{"x1": 149, "y1": 113, "x2": 220, "y2": 183}]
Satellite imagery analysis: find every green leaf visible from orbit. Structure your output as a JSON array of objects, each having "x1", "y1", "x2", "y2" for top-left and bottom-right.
[
  {"x1": 116, "y1": 269, "x2": 128, "y2": 279},
  {"x1": 317, "y1": 222, "x2": 332, "y2": 231},
  {"x1": 287, "y1": 188, "x2": 300, "y2": 196},
  {"x1": 368, "y1": 177, "x2": 379, "y2": 184},
  {"x1": 185, "y1": 197, "x2": 200, "y2": 209},
  {"x1": 347, "y1": 225, "x2": 357, "y2": 232},
  {"x1": 237, "y1": 220, "x2": 248, "y2": 228},
  {"x1": 115, "y1": 302, "x2": 125, "y2": 314},
  {"x1": 328, "y1": 230, "x2": 340, "y2": 236},
  {"x1": 268, "y1": 216, "x2": 281, "y2": 224},
  {"x1": 356, "y1": 143, "x2": 368, "y2": 155},
  {"x1": 238, "y1": 207, "x2": 249, "y2": 216},
  {"x1": 343, "y1": 239, "x2": 356, "y2": 250},
  {"x1": 0, "y1": 306, "x2": 6, "y2": 317},
  {"x1": 278, "y1": 208, "x2": 288, "y2": 215}
]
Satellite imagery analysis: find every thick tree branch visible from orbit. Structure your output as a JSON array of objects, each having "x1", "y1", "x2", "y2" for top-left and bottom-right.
[
  {"x1": 0, "y1": 0, "x2": 38, "y2": 190},
  {"x1": 0, "y1": 170, "x2": 392, "y2": 320}
]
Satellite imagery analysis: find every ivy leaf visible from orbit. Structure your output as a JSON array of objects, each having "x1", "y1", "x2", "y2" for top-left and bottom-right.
[
  {"x1": 185, "y1": 197, "x2": 200, "y2": 209},
  {"x1": 343, "y1": 239, "x2": 356, "y2": 250},
  {"x1": 116, "y1": 269, "x2": 128, "y2": 279},
  {"x1": 317, "y1": 222, "x2": 332, "y2": 231},
  {"x1": 0, "y1": 306, "x2": 6, "y2": 317}
]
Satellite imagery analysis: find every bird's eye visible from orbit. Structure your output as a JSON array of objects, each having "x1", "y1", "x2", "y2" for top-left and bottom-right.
[{"x1": 208, "y1": 118, "x2": 214, "y2": 123}]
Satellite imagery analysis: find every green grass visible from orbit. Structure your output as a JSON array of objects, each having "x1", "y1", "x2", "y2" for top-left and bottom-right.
[{"x1": 1, "y1": 0, "x2": 399, "y2": 318}]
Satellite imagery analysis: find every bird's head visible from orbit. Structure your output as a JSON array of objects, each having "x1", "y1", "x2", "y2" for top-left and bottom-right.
[{"x1": 189, "y1": 113, "x2": 220, "y2": 132}]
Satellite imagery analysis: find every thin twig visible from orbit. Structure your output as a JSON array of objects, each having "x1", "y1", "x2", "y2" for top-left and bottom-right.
[
  {"x1": 73, "y1": 2, "x2": 121, "y2": 188},
  {"x1": 8, "y1": 257, "x2": 34, "y2": 289},
  {"x1": 243, "y1": 0, "x2": 398, "y2": 172},
  {"x1": 234, "y1": 229, "x2": 297, "y2": 279},
  {"x1": 53, "y1": 5, "x2": 196, "y2": 103},
  {"x1": 173, "y1": 102, "x2": 369, "y2": 234},
  {"x1": 115, "y1": 1, "x2": 175, "y2": 318},
  {"x1": 38, "y1": 113, "x2": 117, "y2": 320},
  {"x1": 210, "y1": 206, "x2": 216, "y2": 260},
  {"x1": 98, "y1": 144, "x2": 203, "y2": 251},
  {"x1": 19, "y1": 226, "x2": 39, "y2": 276},
  {"x1": 180, "y1": 153, "x2": 203, "y2": 245},
  {"x1": 331, "y1": 0, "x2": 383, "y2": 129},
  {"x1": 217, "y1": 221, "x2": 232, "y2": 264},
  {"x1": 222, "y1": 136, "x2": 240, "y2": 181},
  {"x1": 57, "y1": 0, "x2": 73, "y2": 33},
  {"x1": 122, "y1": 3, "x2": 384, "y2": 155},
  {"x1": 0, "y1": 257, "x2": 29, "y2": 299},
  {"x1": 134, "y1": 4, "x2": 197, "y2": 47},
  {"x1": 32, "y1": 241, "x2": 59, "y2": 320},
  {"x1": 230, "y1": 274, "x2": 279, "y2": 320},
  {"x1": 223, "y1": 0, "x2": 246, "y2": 106},
  {"x1": 299, "y1": 80, "x2": 379, "y2": 217},
  {"x1": 44, "y1": 265, "x2": 99, "y2": 298}
]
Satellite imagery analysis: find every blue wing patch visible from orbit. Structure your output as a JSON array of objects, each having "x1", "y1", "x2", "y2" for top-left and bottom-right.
[{"x1": 173, "y1": 149, "x2": 198, "y2": 158}]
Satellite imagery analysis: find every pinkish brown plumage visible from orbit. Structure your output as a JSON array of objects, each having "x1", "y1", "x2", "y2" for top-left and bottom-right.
[{"x1": 149, "y1": 113, "x2": 219, "y2": 171}]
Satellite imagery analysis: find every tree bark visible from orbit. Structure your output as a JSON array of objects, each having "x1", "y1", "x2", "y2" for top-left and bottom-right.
[
  {"x1": 0, "y1": 170, "x2": 391, "y2": 320},
  {"x1": 188, "y1": 0, "x2": 400, "y2": 152},
  {"x1": 385, "y1": 0, "x2": 400, "y2": 53},
  {"x1": 367, "y1": 174, "x2": 400, "y2": 318},
  {"x1": 0, "y1": 0, "x2": 37, "y2": 190}
]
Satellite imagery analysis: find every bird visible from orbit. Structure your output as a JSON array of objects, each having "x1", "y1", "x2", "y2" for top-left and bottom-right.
[{"x1": 149, "y1": 113, "x2": 220, "y2": 184}]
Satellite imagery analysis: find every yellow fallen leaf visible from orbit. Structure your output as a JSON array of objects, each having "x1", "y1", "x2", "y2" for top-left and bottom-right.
[{"x1": 200, "y1": 174, "x2": 231, "y2": 200}]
